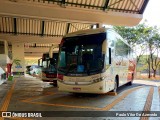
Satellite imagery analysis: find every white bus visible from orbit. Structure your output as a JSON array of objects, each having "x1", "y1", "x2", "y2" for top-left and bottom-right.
[
  {"x1": 57, "y1": 28, "x2": 136, "y2": 94},
  {"x1": 39, "y1": 45, "x2": 59, "y2": 86}
]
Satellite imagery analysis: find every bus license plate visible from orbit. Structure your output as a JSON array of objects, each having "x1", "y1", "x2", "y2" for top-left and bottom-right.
[{"x1": 73, "y1": 87, "x2": 81, "y2": 91}]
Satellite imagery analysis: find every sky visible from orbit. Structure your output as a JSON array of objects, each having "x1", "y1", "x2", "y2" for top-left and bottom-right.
[{"x1": 142, "y1": 0, "x2": 160, "y2": 27}]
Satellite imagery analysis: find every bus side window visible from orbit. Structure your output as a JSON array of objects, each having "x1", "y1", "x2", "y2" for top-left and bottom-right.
[
  {"x1": 59, "y1": 51, "x2": 66, "y2": 67},
  {"x1": 107, "y1": 31, "x2": 116, "y2": 65},
  {"x1": 115, "y1": 39, "x2": 128, "y2": 57}
]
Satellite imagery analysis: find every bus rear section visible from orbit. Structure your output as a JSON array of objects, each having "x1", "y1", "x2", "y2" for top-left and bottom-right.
[
  {"x1": 41, "y1": 53, "x2": 58, "y2": 86},
  {"x1": 57, "y1": 28, "x2": 136, "y2": 94}
]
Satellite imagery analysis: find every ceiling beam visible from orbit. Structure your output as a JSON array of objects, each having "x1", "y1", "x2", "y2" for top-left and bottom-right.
[
  {"x1": 13, "y1": 18, "x2": 17, "y2": 35},
  {"x1": 0, "y1": 0, "x2": 142, "y2": 26},
  {"x1": 41, "y1": 21, "x2": 45, "y2": 36},
  {"x1": 24, "y1": 52, "x2": 43, "y2": 58},
  {"x1": 139, "y1": 0, "x2": 149, "y2": 14},
  {"x1": 0, "y1": 33, "x2": 62, "y2": 44},
  {"x1": 103, "y1": 0, "x2": 110, "y2": 11},
  {"x1": 66, "y1": 23, "x2": 70, "y2": 34},
  {"x1": 24, "y1": 47, "x2": 59, "y2": 53}
]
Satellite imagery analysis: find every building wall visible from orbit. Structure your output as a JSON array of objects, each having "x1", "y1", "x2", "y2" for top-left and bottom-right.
[{"x1": 12, "y1": 43, "x2": 25, "y2": 76}]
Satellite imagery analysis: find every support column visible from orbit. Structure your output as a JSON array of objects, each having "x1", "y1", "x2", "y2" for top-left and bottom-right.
[{"x1": 12, "y1": 43, "x2": 25, "y2": 77}]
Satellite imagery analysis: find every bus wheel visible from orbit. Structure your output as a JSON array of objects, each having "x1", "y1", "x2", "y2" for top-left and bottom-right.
[
  {"x1": 128, "y1": 74, "x2": 134, "y2": 86},
  {"x1": 53, "y1": 81, "x2": 57, "y2": 87},
  {"x1": 128, "y1": 81, "x2": 132, "y2": 86},
  {"x1": 128, "y1": 79, "x2": 133, "y2": 86},
  {"x1": 113, "y1": 81, "x2": 117, "y2": 92}
]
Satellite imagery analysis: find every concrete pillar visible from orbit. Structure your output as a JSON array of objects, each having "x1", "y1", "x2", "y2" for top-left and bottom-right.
[
  {"x1": 12, "y1": 43, "x2": 25, "y2": 77},
  {"x1": 4, "y1": 40, "x2": 8, "y2": 56}
]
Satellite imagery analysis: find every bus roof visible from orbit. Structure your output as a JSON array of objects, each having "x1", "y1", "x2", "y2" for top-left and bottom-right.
[
  {"x1": 64, "y1": 27, "x2": 131, "y2": 48},
  {"x1": 64, "y1": 27, "x2": 107, "y2": 38}
]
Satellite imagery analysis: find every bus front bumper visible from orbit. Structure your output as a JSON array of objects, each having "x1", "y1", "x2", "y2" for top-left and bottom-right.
[{"x1": 57, "y1": 81, "x2": 108, "y2": 94}]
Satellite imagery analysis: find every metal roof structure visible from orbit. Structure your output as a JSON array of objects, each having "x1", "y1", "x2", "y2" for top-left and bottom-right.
[
  {"x1": 0, "y1": 16, "x2": 91, "y2": 37},
  {"x1": 27, "y1": 0, "x2": 148, "y2": 14},
  {"x1": 0, "y1": 0, "x2": 149, "y2": 57},
  {"x1": 0, "y1": 0, "x2": 149, "y2": 38}
]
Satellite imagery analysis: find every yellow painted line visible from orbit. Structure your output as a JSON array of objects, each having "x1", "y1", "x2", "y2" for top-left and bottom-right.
[
  {"x1": 0, "y1": 80, "x2": 17, "y2": 112},
  {"x1": 101, "y1": 86, "x2": 143, "y2": 110},
  {"x1": 21, "y1": 93, "x2": 55, "y2": 102},
  {"x1": 0, "y1": 80, "x2": 17, "y2": 120},
  {"x1": 0, "y1": 80, "x2": 33, "y2": 120},
  {"x1": 21, "y1": 100, "x2": 102, "y2": 110},
  {"x1": 140, "y1": 87, "x2": 154, "y2": 120},
  {"x1": 105, "y1": 92, "x2": 117, "y2": 96},
  {"x1": 22, "y1": 86, "x2": 143, "y2": 111}
]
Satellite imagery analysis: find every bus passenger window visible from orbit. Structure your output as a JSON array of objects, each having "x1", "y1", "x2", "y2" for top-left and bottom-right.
[{"x1": 115, "y1": 39, "x2": 128, "y2": 57}]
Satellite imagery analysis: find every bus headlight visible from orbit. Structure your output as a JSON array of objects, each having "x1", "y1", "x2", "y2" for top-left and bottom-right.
[{"x1": 93, "y1": 77, "x2": 105, "y2": 83}]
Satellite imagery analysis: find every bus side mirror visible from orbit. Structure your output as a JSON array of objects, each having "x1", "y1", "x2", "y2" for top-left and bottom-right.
[
  {"x1": 109, "y1": 48, "x2": 111, "y2": 64},
  {"x1": 38, "y1": 60, "x2": 40, "y2": 66},
  {"x1": 38, "y1": 58, "x2": 42, "y2": 67}
]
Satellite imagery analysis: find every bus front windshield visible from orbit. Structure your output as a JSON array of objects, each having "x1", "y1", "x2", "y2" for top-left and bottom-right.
[
  {"x1": 42, "y1": 53, "x2": 58, "y2": 72},
  {"x1": 58, "y1": 33, "x2": 106, "y2": 75}
]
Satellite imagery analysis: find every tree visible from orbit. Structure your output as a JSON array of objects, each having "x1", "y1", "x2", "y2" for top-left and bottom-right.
[
  {"x1": 113, "y1": 22, "x2": 160, "y2": 78},
  {"x1": 113, "y1": 23, "x2": 148, "y2": 64},
  {"x1": 147, "y1": 27, "x2": 160, "y2": 77}
]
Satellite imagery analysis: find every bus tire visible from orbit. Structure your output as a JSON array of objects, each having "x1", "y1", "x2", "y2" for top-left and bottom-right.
[
  {"x1": 128, "y1": 73, "x2": 134, "y2": 86},
  {"x1": 113, "y1": 81, "x2": 117, "y2": 92},
  {"x1": 128, "y1": 81, "x2": 132, "y2": 86},
  {"x1": 53, "y1": 84, "x2": 57, "y2": 87},
  {"x1": 53, "y1": 81, "x2": 57, "y2": 87},
  {"x1": 112, "y1": 75, "x2": 119, "y2": 92}
]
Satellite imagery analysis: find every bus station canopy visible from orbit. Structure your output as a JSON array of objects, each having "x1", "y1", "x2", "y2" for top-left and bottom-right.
[{"x1": 0, "y1": 0, "x2": 149, "y2": 39}]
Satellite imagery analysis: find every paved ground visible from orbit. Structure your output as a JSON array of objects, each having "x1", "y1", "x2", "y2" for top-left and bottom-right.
[
  {"x1": 0, "y1": 79, "x2": 6, "y2": 86},
  {"x1": 0, "y1": 75, "x2": 160, "y2": 120}
]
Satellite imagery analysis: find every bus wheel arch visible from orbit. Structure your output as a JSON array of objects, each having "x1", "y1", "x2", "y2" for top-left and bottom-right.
[
  {"x1": 115, "y1": 75, "x2": 119, "y2": 88},
  {"x1": 113, "y1": 75, "x2": 119, "y2": 92},
  {"x1": 128, "y1": 73, "x2": 134, "y2": 86}
]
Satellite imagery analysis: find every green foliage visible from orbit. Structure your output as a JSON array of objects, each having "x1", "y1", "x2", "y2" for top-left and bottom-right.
[
  {"x1": 137, "y1": 55, "x2": 148, "y2": 72},
  {"x1": 113, "y1": 22, "x2": 152, "y2": 46},
  {"x1": 113, "y1": 26, "x2": 138, "y2": 45},
  {"x1": 113, "y1": 22, "x2": 160, "y2": 77}
]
